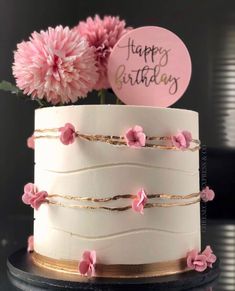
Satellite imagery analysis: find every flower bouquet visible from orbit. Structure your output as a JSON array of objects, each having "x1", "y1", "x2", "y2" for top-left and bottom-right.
[{"x1": 0, "y1": 15, "x2": 131, "y2": 106}]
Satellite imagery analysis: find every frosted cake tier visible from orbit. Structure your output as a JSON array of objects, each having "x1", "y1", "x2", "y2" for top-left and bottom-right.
[{"x1": 34, "y1": 105, "x2": 200, "y2": 266}]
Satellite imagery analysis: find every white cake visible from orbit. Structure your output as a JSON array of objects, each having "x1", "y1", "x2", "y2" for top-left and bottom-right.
[{"x1": 33, "y1": 104, "x2": 200, "y2": 277}]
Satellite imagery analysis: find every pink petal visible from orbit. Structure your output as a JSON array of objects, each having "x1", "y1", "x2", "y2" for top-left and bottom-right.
[
  {"x1": 186, "y1": 249, "x2": 198, "y2": 269},
  {"x1": 177, "y1": 134, "x2": 187, "y2": 148},
  {"x1": 136, "y1": 132, "x2": 146, "y2": 147},
  {"x1": 137, "y1": 188, "x2": 148, "y2": 205},
  {"x1": 82, "y1": 250, "x2": 96, "y2": 264},
  {"x1": 132, "y1": 189, "x2": 147, "y2": 215},
  {"x1": 201, "y1": 245, "x2": 213, "y2": 257},
  {"x1": 27, "y1": 134, "x2": 35, "y2": 150},
  {"x1": 78, "y1": 260, "x2": 89, "y2": 275},
  {"x1": 182, "y1": 130, "x2": 192, "y2": 147},
  {"x1": 194, "y1": 262, "x2": 207, "y2": 272},
  {"x1": 32, "y1": 191, "x2": 48, "y2": 210},
  {"x1": 207, "y1": 189, "x2": 215, "y2": 201},
  {"x1": 22, "y1": 192, "x2": 31, "y2": 205},
  {"x1": 201, "y1": 245, "x2": 217, "y2": 266},
  {"x1": 87, "y1": 264, "x2": 96, "y2": 277},
  {"x1": 90, "y1": 250, "x2": 97, "y2": 265},
  {"x1": 193, "y1": 254, "x2": 207, "y2": 272},
  {"x1": 171, "y1": 135, "x2": 184, "y2": 149},
  {"x1": 24, "y1": 183, "x2": 36, "y2": 195},
  {"x1": 124, "y1": 128, "x2": 135, "y2": 142},
  {"x1": 171, "y1": 131, "x2": 189, "y2": 149},
  {"x1": 22, "y1": 183, "x2": 37, "y2": 205},
  {"x1": 132, "y1": 198, "x2": 144, "y2": 214},
  {"x1": 27, "y1": 235, "x2": 34, "y2": 253},
  {"x1": 82, "y1": 250, "x2": 92, "y2": 261},
  {"x1": 208, "y1": 254, "x2": 217, "y2": 264}
]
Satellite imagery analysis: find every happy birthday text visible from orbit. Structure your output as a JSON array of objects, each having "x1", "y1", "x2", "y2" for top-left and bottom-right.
[{"x1": 115, "y1": 37, "x2": 180, "y2": 94}]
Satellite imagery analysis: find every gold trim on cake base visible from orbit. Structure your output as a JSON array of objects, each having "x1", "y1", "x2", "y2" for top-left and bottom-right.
[{"x1": 32, "y1": 252, "x2": 190, "y2": 278}]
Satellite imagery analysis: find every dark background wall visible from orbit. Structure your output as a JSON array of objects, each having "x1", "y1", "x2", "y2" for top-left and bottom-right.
[{"x1": 0, "y1": 0, "x2": 235, "y2": 226}]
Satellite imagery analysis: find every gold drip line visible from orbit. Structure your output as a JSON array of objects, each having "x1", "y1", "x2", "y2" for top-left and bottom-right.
[
  {"x1": 34, "y1": 128, "x2": 200, "y2": 151},
  {"x1": 45, "y1": 198, "x2": 200, "y2": 211},
  {"x1": 47, "y1": 192, "x2": 200, "y2": 202}
]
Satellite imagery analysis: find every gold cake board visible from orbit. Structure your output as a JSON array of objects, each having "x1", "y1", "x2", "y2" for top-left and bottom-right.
[{"x1": 32, "y1": 251, "x2": 190, "y2": 278}]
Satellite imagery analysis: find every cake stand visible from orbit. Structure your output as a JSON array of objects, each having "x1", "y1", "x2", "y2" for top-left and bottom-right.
[{"x1": 7, "y1": 248, "x2": 220, "y2": 290}]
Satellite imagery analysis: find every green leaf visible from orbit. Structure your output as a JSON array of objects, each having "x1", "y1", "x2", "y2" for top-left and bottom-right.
[
  {"x1": 0, "y1": 80, "x2": 21, "y2": 95},
  {"x1": 35, "y1": 98, "x2": 51, "y2": 107}
]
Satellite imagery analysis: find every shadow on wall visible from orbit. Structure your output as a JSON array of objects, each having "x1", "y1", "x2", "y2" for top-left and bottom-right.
[{"x1": 201, "y1": 148, "x2": 235, "y2": 219}]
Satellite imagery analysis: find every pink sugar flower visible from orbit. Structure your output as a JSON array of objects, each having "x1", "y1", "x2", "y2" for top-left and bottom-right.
[
  {"x1": 132, "y1": 188, "x2": 148, "y2": 214},
  {"x1": 27, "y1": 134, "x2": 35, "y2": 150},
  {"x1": 200, "y1": 186, "x2": 215, "y2": 202},
  {"x1": 171, "y1": 130, "x2": 192, "y2": 150},
  {"x1": 22, "y1": 183, "x2": 48, "y2": 210},
  {"x1": 187, "y1": 249, "x2": 207, "y2": 272},
  {"x1": 78, "y1": 250, "x2": 96, "y2": 277},
  {"x1": 201, "y1": 246, "x2": 217, "y2": 268},
  {"x1": 13, "y1": 26, "x2": 98, "y2": 105},
  {"x1": 74, "y1": 15, "x2": 131, "y2": 90},
  {"x1": 27, "y1": 235, "x2": 34, "y2": 253},
  {"x1": 59, "y1": 123, "x2": 76, "y2": 145},
  {"x1": 124, "y1": 125, "x2": 146, "y2": 148}
]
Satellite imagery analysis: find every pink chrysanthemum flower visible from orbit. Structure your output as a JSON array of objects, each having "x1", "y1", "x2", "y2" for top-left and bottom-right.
[
  {"x1": 12, "y1": 26, "x2": 98, "y2": 105},
  {"x1": 74, "y1": 15, "x2": 131, "y2": 90}
]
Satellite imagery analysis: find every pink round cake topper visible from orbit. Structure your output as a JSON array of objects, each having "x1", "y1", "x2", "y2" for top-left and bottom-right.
[{"x1": 107, "y1": 26, "x2": 192, "y2": 107}]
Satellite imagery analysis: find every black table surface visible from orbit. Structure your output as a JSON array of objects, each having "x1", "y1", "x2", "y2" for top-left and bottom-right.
[{"x1": 0, "y1": 216, "x2": 234, "y2": 291}]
